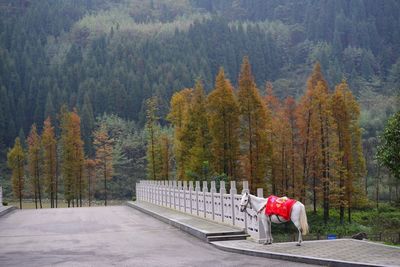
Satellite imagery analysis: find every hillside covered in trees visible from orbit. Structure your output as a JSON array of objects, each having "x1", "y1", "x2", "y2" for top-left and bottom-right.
[{"x1": 0, "y1": 0, "x2": 399, "y2": 208}]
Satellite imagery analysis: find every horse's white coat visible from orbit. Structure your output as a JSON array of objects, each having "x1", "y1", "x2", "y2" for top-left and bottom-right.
[{"x1": 239, "y1": 192, "x2": 309, "y2": 246}]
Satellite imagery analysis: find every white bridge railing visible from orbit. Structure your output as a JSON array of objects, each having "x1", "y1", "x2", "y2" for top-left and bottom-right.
[{"x1": 136, "y1": 180, "x2": 266, "y2": 242}]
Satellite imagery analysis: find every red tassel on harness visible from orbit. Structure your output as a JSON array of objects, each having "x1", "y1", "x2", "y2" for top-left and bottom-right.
[{"x1": 265, "y1": 196, "x2": 297, "y2": 220}]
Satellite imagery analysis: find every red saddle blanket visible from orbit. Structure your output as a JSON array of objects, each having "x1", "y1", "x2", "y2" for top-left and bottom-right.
[{"x1": 265, "y1": 196, "x2": 297, "y2": 220}]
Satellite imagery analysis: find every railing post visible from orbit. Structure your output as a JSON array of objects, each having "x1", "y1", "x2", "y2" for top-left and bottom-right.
[
  {"x1": 177, "y1": 181, "x2": 182, "y2": 211},
  {"x1": 165, "y1": 180, "x2": 169, "y2": 207},
  {"x1": 230, "y1": 181, "x2": 237, "y2": 225},
  {"x1": 153, "y1": 181, "x2": 156, "y2": 204},
  {"x1": 242, "y1": 180, "x2": 249, "y2": 229},
  {"x1": 173, "y1": 180, "x2": 177, "y2": 209},
  {"x1": 168, "y1": 180, "x2": 172, "y2": 208},
  {"x1": 161, "y1": 181, "x2": 164, "y2": 206},
  {"x1": 202, "y1": 181, "x2": 208, "y2": 218},
  {"x1": 257, "y1": 188, "x2": 267, "y2": 243},
  {"x1": 220, "y1": 181, "x2": 226, "y2": 223},
  {"x1": 195, "y1": 181, "x2": 200, "y2": 216},
  {"x1": 183, "y1": 181, "x2": 187, "y2": 213},
  {"x1": 156, "y1": 181, "x2": 159, "y2": 205},
  {"x1": 149, "y1": 181, "x2": 152, "y2": 203},
  {"x1": 148, "y1": 181, "x2": 151, "y2": 203},
  {"x1": 189, "y1": 181, "x2": 193, "y2": 214},
  {"x1": 158, "y1": 181, "x2": 162, "y2": 205},
  {"x1": 210, "y1": 181, "x2": 216, "y2": 220},
  {"x1": 135, "y1": 183, "x2": 138, "y2": 201}
]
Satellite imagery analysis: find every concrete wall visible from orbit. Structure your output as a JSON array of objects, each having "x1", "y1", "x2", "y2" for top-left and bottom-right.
[{"x1": 136, "y1": 180, "x2": 266, "y2": 242}]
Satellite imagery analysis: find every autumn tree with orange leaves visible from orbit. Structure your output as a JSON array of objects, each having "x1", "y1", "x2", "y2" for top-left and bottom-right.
[
  {"x1": 207, "y1": 67, "x2": 240, "y2": 181},
  {"x1": 168, "y1": 88, "x2": 192, "y2": 180},
  {"x1": 60, "y1": 107, "x2": 85, "y2": 207},
  {"x1": 94, "y1": 124, "x2": 113, "y2": 206},
  {"x1": 237, "y1": 57, "x2": 271, "y2": 193},
  {"x1": 331, "y1": 80, "x2": 366, "y2": 223},
  {"x1": 27, "y1": 124, "x2": 43, "y2": 209},
  {"x1": 42, "y1": 117, "x2": 57, "y2": 208},
  {"x1": 7, "y1": 138, "x2": 25, "y2": 209}
]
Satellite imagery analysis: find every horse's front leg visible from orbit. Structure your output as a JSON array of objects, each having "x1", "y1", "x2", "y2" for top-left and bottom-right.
[
  {"x1": 261, "y1": 215, "x2": 272, "y2": 245},
  {"x1": 260, "y1": 214, "x2": 269, "y2": 245}
]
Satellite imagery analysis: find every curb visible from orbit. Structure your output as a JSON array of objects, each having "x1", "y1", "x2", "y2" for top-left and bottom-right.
[
  {"x1": 126, "y1": 201, "x2": 210, "y2": 241},
  {"x1": 210, "y1": 241, "x2": 388, "y2": 267},
  {"x1": 0, "y1": 206, "x2": 17, "y2": 218}
]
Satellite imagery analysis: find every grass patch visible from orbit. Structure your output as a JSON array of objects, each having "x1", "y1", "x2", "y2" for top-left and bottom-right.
[{"x1": 270, "y1": 205, "x2": 400, "y2": 240}]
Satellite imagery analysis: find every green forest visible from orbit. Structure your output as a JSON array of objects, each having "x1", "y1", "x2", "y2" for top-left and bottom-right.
[{"x1": 0, "y1": 0, "x2": 399, "y2": 215}]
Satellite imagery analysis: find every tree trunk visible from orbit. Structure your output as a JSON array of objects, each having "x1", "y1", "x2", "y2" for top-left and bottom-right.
[
  {"x1": 104, "y1": 161, "x2": 107, "y2": 206},
  {"x1": 88, "y1": 171, "x2": 91, "y2": 207},
  {"x1": 55, "y1": 173, "x2": 58, "y2": 208},
  {"x1": 313, "y1": 172, "x2": 316, "y2": 214},
  {"x1": 320, "y1": 111, "x2": 329, "y2": 224},
  {"x1": 150, "y1": 126, "x2": 156, "y2": 180},
  {"x1": 376, "y1": 165, "x2": 380, "y2": 210},
  {"x1": 37, "y1": 176, "x2": 42, "y2": 208},
  {"x1": 34, "y1": 183, "x2": 38, "y2": 209},
  {"x1": 301, "y1": 110, "x2": 312, "y2": 204},
  {"x1": 19, "y1": 178, "x2": 22, "y2": 210},
  {"x1": 291, "y1": 125, "x2": 295, "y2": 197},
  {"x1": 248, "y1": 109, "x2": 253, "y2": 192},
  {"x1": 79, "y1": 167, "x2": 82, "y2": 207}
]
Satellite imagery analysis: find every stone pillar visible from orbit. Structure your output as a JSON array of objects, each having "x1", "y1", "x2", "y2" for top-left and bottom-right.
[
  {"x1": 242, "y1": 180, "x2": 249, "y2": 194},
  {"x1": 195, "y1": 181, "x2": 200, "y2": 216},
  {"x1": 168, "y1": 181, "x2": 172, "y2": 208},
  {"x1": 210, "y1": 181, "x2": 216, "y2": 220},
  {"x1": 189, "y1": 181, "x2": 193, "y2": 214},
  {"x1": 173, "y1": 180, "x2": 177, "y2": 209},
  {"x1": 151, "y1": 181, "x2": 155, "y2": 204},
  {"x1": 202, "y1": 181, "x2": 208, "y2": 218},
  {"x1": 257, "y1": 188, "x2": 267, "y2": 243},
  {"x1": 177, "y1": 181, "x2": 182, "y2": 211},
  {"x1": 160, "y1": 181, "x2": 164, "y2": 206},
  {"x1": 230, "y1": 181, "x2": 237, "y2": 225},
  {"x1": 183, "y1": 181, "x2": 187, "y2": 213},
  {"x1": 136, "y1": 183, "x2": 140, "y2": 201},
  {"x1": 220, "y1": 181, "x2": 226, "y2": 222},
  {"x1": 242, "y1": 180, "x2": 249, "y2": 230}
]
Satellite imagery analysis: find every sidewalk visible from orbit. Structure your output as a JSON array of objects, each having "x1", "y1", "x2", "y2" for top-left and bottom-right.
[
  {"x1": 126, "y1": 201, "x2": 248, "y2": 242},
  {"x1": 127, "y1": 201, "x2": 400, "y2": 267},
  {"x1": 0, "y1": 206, "x2": 16, "y2": 218}
]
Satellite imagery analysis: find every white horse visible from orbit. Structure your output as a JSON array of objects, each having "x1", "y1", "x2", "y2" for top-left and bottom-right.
[{"x1": 239, "y1": 192, "x2": 309, "y2": 246}]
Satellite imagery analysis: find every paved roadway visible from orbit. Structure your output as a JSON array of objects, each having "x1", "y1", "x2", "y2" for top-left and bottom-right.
[{"x1": 0, "y1": 206, "x2": 317, "y2": 267}]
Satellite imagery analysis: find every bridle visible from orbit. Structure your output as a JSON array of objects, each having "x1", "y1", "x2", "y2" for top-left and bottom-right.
[{"x1": 241, "y1": 193, "x2": 257, "y2": 218}]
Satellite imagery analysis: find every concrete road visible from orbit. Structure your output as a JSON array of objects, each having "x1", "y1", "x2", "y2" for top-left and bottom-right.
[{"x1": 0, "y1": 206, "x2": 317, "y2": 267}]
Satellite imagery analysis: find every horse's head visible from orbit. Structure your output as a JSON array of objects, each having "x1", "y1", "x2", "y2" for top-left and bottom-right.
[{"x1": 239, "y1": 192, "x2": 250, "y2": 212}]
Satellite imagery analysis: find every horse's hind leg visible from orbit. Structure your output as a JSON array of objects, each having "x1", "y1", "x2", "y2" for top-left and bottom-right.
[{"x1": 293, "y1": 220, "x2": 302, "y2": 246}]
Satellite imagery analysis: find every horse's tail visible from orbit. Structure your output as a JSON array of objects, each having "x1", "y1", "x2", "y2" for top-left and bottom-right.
[{"x1": 300, "y1": 203, "x2": 309, "y2": 235}]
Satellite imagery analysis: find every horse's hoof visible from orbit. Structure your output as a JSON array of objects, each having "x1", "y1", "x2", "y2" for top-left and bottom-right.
[{"x1": 296, "y1": 243, "x2": 301, "y2": 246}]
